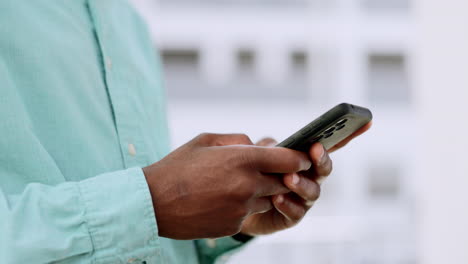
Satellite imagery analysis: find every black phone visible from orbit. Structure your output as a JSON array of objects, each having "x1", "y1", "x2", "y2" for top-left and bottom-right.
[{"x1": 277, "y1": 103, "x2": 372, "y2": 152}]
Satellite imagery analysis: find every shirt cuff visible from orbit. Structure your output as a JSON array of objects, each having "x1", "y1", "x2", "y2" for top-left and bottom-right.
[{"x1": 78, "y1": 167, "x2": 160, "y2": 263}]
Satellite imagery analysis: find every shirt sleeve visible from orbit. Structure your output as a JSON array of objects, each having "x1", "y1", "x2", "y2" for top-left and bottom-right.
[
  {"x1": 195, "y1": 236, "x2": 254, "y2": 264},
  {"x1": 0, "y1": 167, "x2": 161, "y2": 264}
]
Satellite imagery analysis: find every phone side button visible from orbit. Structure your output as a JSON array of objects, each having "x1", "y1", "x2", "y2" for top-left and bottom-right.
[
  {"x1": 300, "y1": 126, "x2": 312, "y2": 135},
  {"x1": 281, "y1": 138, "x2": 296, "y2": 147},
  {"x1": 301, "y1": 124, "x2": 318, "y2": 135},
  {"x1": 301, "y1": 120, "x2": 323, "y2": 135}
]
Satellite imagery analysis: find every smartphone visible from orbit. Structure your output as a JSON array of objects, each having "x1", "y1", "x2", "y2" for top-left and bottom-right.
[{"x1": 277, "y1": 103, "x2": 372, "y2": 152}]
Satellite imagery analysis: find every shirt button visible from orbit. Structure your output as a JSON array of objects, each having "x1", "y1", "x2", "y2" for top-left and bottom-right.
[
  {"x1": 128, "y1": 143, "x2": 137, "y2": 156},
  {"x1": 206, "y1": 238, "x2": 217, "y2": 248},
  {"x1": 106, "y1": 57, "x2": 112, "y2": 69}
]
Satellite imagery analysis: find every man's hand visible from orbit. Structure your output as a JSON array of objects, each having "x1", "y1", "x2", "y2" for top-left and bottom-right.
[
  {"x1": 143, "y1": 133, "x2": 312, "y2": 240},
  {"x1": 240, "y1": 122, "x2": 372, "y2": 236}
]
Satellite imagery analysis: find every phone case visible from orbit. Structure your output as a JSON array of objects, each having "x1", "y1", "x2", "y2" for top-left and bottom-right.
[{"x1": 277, "y1": 103, "x2": 372, "y2": 151}]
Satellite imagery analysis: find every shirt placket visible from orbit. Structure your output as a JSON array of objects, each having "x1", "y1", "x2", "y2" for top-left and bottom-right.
[{"x1": 86, "y1": 0, "x2": 147, "y2": 169}]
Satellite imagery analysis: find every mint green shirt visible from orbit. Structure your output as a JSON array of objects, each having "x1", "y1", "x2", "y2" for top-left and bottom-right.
[{"x1": 0, "y1": 1, "x2": 246, "y2": 263}]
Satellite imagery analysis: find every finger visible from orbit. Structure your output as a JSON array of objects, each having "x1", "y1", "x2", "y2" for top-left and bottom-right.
[
  {"x1": 250, "y1": 197, "x2": 273, "y2": 215},
  {"x1": 283, "y1": 173, "x2": 321, "y2": 202},
  {"x1": 328, "y1": 121, "x2": 372, "y2": 153},
  {"x1": 272, "y1": 194, "x2": 307, "y2": 224},
  {"x1": 195, "y1": 133, "x2": 254, "y2": 147},
  {"x1": 274, "y1": 193, "x2": 315, "y2": 208},
  {"x1": 244, "y1": 146, "x2": 312, "y2": 174},
  {"x1": 256, "y1": 137, "x2": 277, "y2": 147},
  {"x1": 308, "y1": 143, "x2": 333, "y2": 184},
  {"x1": 255, "y1": 173, "x2": 290, "y2": 197},
  {"x1": 213, "y1": 133, "x2": 254, "y2": 146}
]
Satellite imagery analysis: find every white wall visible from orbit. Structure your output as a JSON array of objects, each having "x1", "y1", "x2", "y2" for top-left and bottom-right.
[{"x1": 414, "y1": 0, "x2": 468, "y2": 263}]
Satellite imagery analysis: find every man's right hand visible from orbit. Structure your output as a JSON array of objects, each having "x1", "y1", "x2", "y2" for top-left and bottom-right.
[{"x1": 143, "y1": 133, "x2": 312, "y2": 240}]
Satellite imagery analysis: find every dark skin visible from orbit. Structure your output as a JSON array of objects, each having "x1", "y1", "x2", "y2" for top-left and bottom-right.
[
  {"x1": 241, "y1": 121, "x2": 372, "y2": 236},
  {"x1": 143, "y1": 122, "x2": 372, "y2": 239}
]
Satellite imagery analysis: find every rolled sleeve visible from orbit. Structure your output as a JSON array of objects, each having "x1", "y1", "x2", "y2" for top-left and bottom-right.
[{"x1": 78, "y1": 167, "x2": 160, "y2": 263}]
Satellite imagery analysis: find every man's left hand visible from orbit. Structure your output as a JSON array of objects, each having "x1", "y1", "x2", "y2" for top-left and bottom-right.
[{"x1": 239, "y1": 122, "x2": 372, "y2": 236}]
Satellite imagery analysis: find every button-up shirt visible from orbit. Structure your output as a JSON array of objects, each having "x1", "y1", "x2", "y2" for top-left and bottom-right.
[{"x1": 0, "y1": 1, "x2": 246, "y2": 263}]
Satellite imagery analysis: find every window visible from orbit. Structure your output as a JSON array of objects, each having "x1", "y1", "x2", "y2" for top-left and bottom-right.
[
  {"x1": 161, "y1": 48, "x2": 310, "y2": 101},
  {"x1": 287, "y1": 51, "x2": 309, "y2": 100},
  {"x1": 236, "y1": 49, "x2": 257, "y2": 84},
  {"x1": 291, "y1": 51, "x2": 308, "y2": 77},
  {"x1": 161, "y1": 49, "x2": 203, "y2": 99},
  {"x1": 367, "y1": 54, "x2": 410, "y2": 104},
  {"x1": 229, "y1": 49, "x2": 261, "y2": 99},
  {"x1": 230, "y1": 49, "x2": 309, "y2": 101},
  {"x1": 367, "y1": 163, "x2": 401, "y2": 199}
]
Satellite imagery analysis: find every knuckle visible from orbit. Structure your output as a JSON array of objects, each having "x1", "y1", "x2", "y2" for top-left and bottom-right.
[
  {"x1": 234, "y1": 134, "x2": 253, "y2": 145},
  {"x1": 319, "y1": 157, "x2": 333, "y2": 177},
  {"x1": 214, "y1": 133, "x2": 253, "y2": 146},
  {"x1": 307, "y1": 183, "x2": 321, "y2": 201},
  {"x1": 256, "y1": 137, "x2": 278, "y2": 147},
  {"x1": 238, "y1": 147, "x2": 256, "y2": 169},
  {"x1": 196, "y1": 133, "x2": 215, "y2": 144},
  {"x1": 198, "y1": 133, "x2": 211, "y2": 139},
  {"x1": 263, "y1": 137, "x2": 276, "y2": 143},
  {"x1": 290, "y1": 207, "x2": 306, "y2": 222}
]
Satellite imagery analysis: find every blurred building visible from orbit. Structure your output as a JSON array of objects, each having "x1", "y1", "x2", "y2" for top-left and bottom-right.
[{"x1": 130, "y1": 0, "x2": 417, "y2": 263}]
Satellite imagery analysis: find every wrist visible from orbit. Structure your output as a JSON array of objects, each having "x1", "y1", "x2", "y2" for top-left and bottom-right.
[{"x1": 142, "y1": 166, "x2": 156, "y2": 204}]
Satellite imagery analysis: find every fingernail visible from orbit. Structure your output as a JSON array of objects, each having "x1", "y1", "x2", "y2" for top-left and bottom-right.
[
  {"x1": 316, "y1": 177, "x2": 325, "y2": 185},
  {"x1": 292, "y1": 174, "x2": 300, "y2": 185},
  {"x1": 276, "y1": 194, "x2": 284, "y2": 204},
  {"x1": 301, "y1": 160, "x2": 312, "y2": 171},
  {"x1": 318, "y1": 144, "x2": 326, "y2": 164}
]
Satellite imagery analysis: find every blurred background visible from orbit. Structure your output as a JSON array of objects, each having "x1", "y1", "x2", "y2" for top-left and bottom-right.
[{"x1": 130, "y1": 0, "x2": 468, "y2": 263}]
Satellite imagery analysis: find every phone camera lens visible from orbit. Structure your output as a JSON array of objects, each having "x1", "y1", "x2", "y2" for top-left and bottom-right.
[
  {"x1": 324, "y1": 127, "x2": 335, "y2": 134},
  {"x1": 336, "y1": 119, "x2": 348, "y2": 126},
  {"x1": 336, "y1": 124, "x2": 346, "y2": 131}
]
